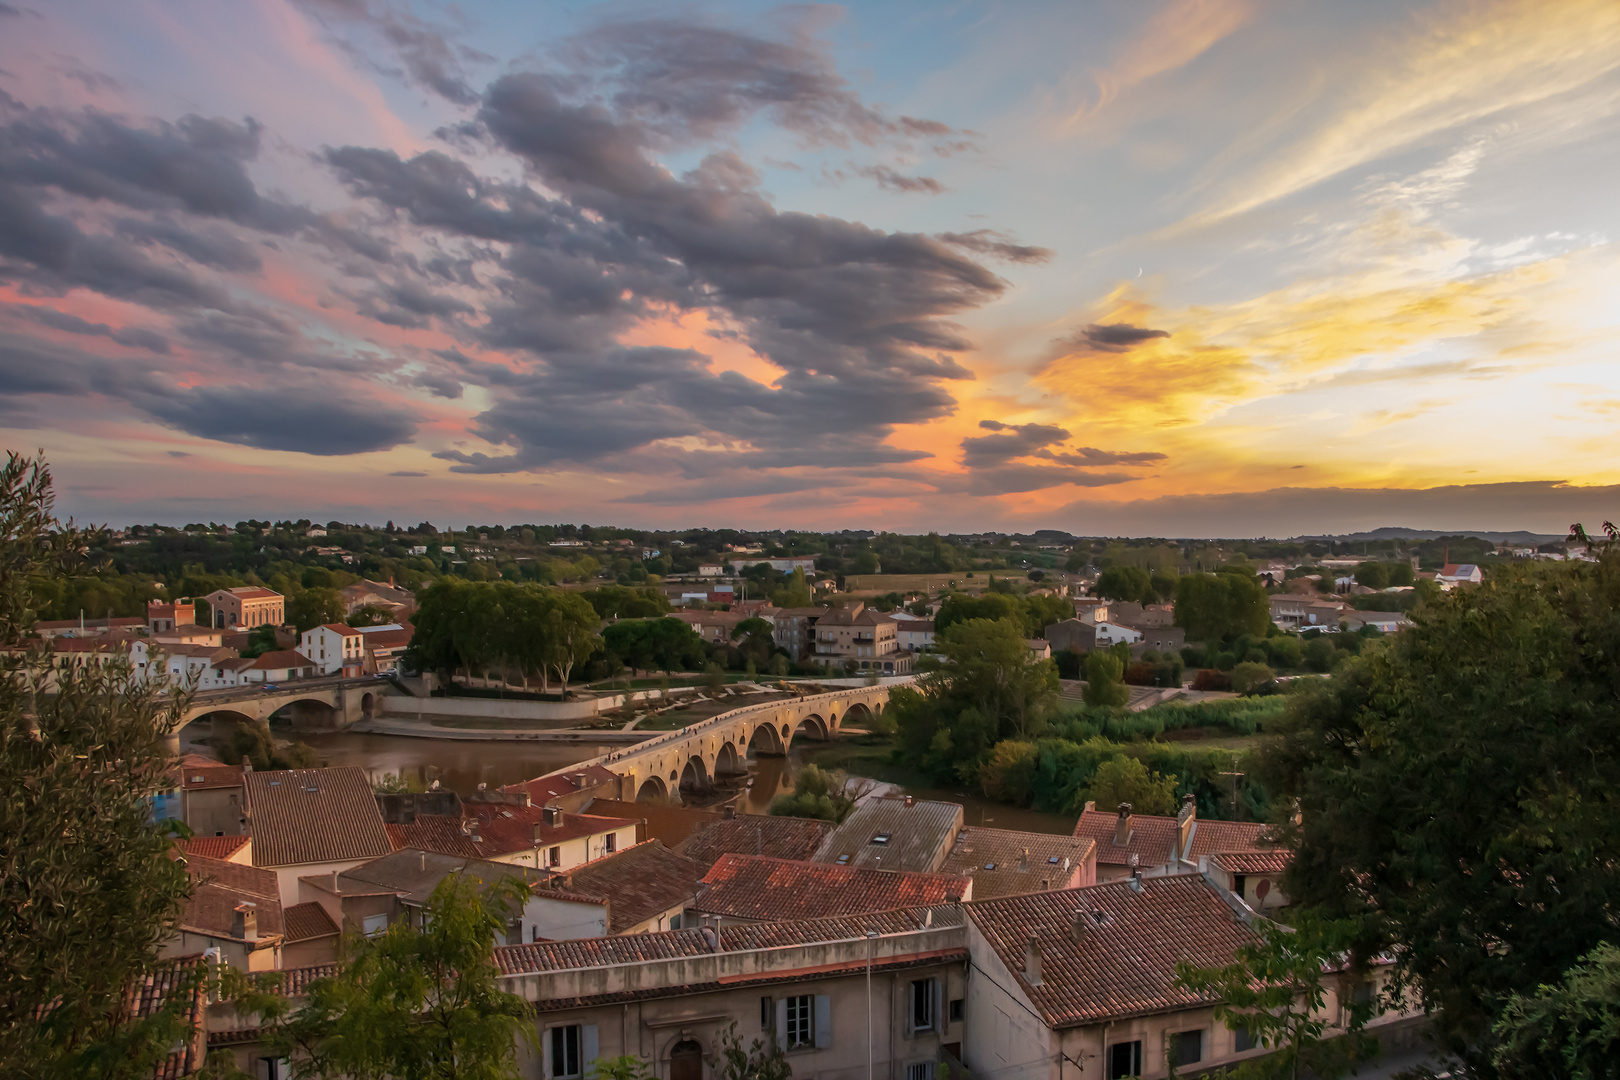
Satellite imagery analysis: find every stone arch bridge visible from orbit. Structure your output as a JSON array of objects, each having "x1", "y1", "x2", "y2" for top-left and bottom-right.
[
  {"x1": 562, "y1": 681, "x2": 908, "y2": 804},
  {"x1": 165, "y1": 678, "x2": 386, "y2": 752}
]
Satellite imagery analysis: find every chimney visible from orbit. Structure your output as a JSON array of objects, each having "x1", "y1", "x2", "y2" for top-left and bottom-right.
[
  {"x1": 904, "y1": 795, "x2": 915, "y2": 808},
  {"x1": 531, "y1": 822, "x2": 544, "y2": 844},
  {"x1": 1176, "y1": 794, "x2": 1197, "y2": 860},
  {"x1": 519, "y1": 791, "x2": 532, "y2": 808},
  {"x1": 1018, "y1": 848, "x2": 1030, "y2": 872},
  {"x1": 1114, "y1": 802, "x2": 1133, "y2": 846},
  {"x1": 723, "y1": 805, "x2": 736, "y2": 820},
  {"x1": 543, "y1": 806, "x2": 563, "y2": 827},
  {"x1": 1023, "y1": 934, "x2": 1042, "y2": 986},
  {"x1": 1072, "y1": 909, "x2": 1087, "y2": 942},
  {"x1": 1083, "y1": 800, "x2": 1095, "y2": 813},
  {"x1": 1129, "y1": 870, "x2": 1145, "y2": 893},
  {"x1": 232, "y1": 901, "x2": 258, "y2": 942},
  {"x1": 419, "y1": 851, "x2": 426, "y2": 871}
]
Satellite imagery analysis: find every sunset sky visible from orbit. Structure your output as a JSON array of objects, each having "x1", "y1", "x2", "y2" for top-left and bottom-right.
[{"x1": 2, "y1": 0, "x2": 1618, "y2": 536}]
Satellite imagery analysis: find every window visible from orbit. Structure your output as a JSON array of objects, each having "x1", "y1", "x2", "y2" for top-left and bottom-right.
[
  {"x1": 910, "y1": 978, "x2": 936, "y2": 1032},
  {"x1": 605, "y1": 833, "x2": 617, "y2": 853},
  {"x1": 870, "y1": 833, "x2": 890, "y2": 846},
  {"x1": 785, "y1": 994, "x2": 814, "y2": 1049},
  {"x1": 906, "y1": 1065, "x2": 934, "y2": 1080},
  {"x1": 1106, "y1": 1040, "x2": 1141, "y2": 1080},
  {"x1": 949, "y1": 999, "x2": 964, "y2": 1023},
  {"x1": 550, "y1": 1025, "x2": 582, "y2": 1078},
  {"x1": 362, "y1": 913, "x2": 388, "y2": 937},
  {"x1": 1170, "y1": 1030, "x2": 1203, "y2": 1068},
  {"x1": 549, "y1": 846, "x2": 562, "y2": 867},
  {"x1": 1234, "y1": 1024, "x2": 1259, "y2": 1052},
  {"x1": 762, "y1": 996, "x2": 773, "y2": 1030},
  {"x1": 256, "y1": 1057, "x2": 290, "y2": 1080}
]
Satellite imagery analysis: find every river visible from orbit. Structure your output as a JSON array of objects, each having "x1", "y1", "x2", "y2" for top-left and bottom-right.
[{"x1": 265, "y1": 729, "x2": 1076, "y2": 837}]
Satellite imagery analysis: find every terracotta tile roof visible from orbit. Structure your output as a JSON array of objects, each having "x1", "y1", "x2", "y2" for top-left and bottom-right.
[
  {"x1": 226, "y1": 586, "x2": 282, "y2": 600},
  {"x1": 965, "y1": 875, "x2": 1256, "y2": 1028},
  {"x1": 361, "y1": 628, "x2": 413, "y2": 649},
  {"x1": 177, "y1": 855, "x2": 283, "y2": 939},
  {"x1": 462, "y1": 804, "x2": 640, "y2": 860},
  {"x1": 316, "y1": 623, "x2": 361, "y2": 636},
  {"x1": 282, "y1": 902, "x2": 340, "y2": 943},
  {"x1": 1073, "y1": 809, "x2": 1180, "y2": 868},
  {"x1": 276, "y1": 963, "x2": 339, "y2": 996},
  {"x1": 1186, "y1": 819, "x2": 1277, "y2": 859},
  {"x1": 505, "y1": 765, "x2": 623, "y2": 805},
  {"x1": 1207, "y1": 849, "x2": 1294, "y2": 875},
  {"x1": 497, "y1": 930, "x2": 713, "y2": 975},
  {"x1": 584, "y1": 798, "x2": 724, "y2": 847},
  {"x1": 176, "y1": 834, "x2": 250, "y2": 861},
  {"x1": 128, "y1": 956, "x2": 207, "y2": 1079},
  {"x1": 720, "y1": 905, "x2": 964, "y2": 951},
  {"x1": 938, "y1": 827, "x2": 1096, "y2": 900},
  {"x1": 387, "y1": 815, "x2": 480, "y2": 858},
  {"x1": 173, "y1": 756, "x2": 244, "y2": 791},
  {"x1": 695, "y1": 854, "x2": 971, "y2": 921},
  {"x1": 245, "y1": 767, "x2": 393, "y2": 868},
  {"x1": 248, "y1": 649, "x2": 314, "y2": 671},
  {"x1": 551, "y1": 840, "x2": 704, "y2": 932},
  {"x1": 680, "y1": 815, "x2": 834, "y2": 871}
]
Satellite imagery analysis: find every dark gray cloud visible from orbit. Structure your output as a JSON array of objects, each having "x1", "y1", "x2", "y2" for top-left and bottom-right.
[
  {"x1": 963, "y1": 420, "x2": 1073, "y2": 467},
  {"x1": 1035, "y1": 446, "x2": 1167, "y2": 466},
  {"x1": 293, "y1": 0, "x2": 488, "y2": 106},
  {"x1": 389, "y1": 470, "x2": 427, "y2": 477},
  {"x1": 14, "y1": 304, "x2": 169, "y2": 352},
  {"x1": 958, "y1": 419, "x2": 1163, "y2": 494},
  {"x1": 1061, "y1": 322, "x2": 1171, "y2": 353},
  {"x1": 140, "y1": 385, "x2": 417, "y2": 455}
]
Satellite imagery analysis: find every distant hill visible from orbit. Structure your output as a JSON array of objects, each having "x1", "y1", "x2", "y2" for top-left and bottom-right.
[{"x1": 1289, "y1": 527, "x2": 1564, "y2": 545}]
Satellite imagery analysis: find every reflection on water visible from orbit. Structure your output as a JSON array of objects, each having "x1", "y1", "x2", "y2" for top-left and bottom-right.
[{"x1": 218, "y1": 727, "x2": 1075, "y2": 835}]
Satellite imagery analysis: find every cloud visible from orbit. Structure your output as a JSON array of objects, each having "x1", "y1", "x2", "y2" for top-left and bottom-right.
[
  {"x1": 141, "y1": 386, "x2": 418, "y2": 455},
  {"x1": 293, "y1": 0, "x2": 488, "y2": 106},
  {"x1": 935, "y1": 230, "x2": 1053, "y2": 264},
  {"x1": 14, "y1": 305, "x2": 169, "y2": 353},
  {"x1": 854, "y1": 164, "x2": 945, "y2": 195},
  {"x1": 1057, "y1": 322, "x2": 1172, "y2": 354},
  {"x1": 954, "y1": 419, "x2": 1162, "y2": 495},
  {"x1": 389, "y1": 469, "x2": 427, "y2": 477}
]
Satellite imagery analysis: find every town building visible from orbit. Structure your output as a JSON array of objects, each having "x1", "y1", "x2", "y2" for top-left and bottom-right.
[
  {"x1": 202, "y1": 586, "x2": 285, "y2": 630},
  {"x1": 690, "y1": 854, "x2": 972, "y2": 924},
  {"x1": 172, "y1": 754, "x2": 247, "y2": 836},
  {"x1": 551, "y1": 840, "x2": 705, "y2": 934},
  {"x1": 385, "y1": 798, "x2": 641, "y2": 872},
  {"x1": 678, "y1": 813, "x2": 834, "y2": 872},
  {"x1": 355, "y1": 623, "x2": 412, "y2": 673},
  {"x1": 1071, "y1": 798, "x2": 1280, "y2": 882},
  {"x1": 938, "y1": 827, "x2": 1097, "y2": 900},
  {"x1": 300, "y1": 623, "x2": 364, "y2": 676},
  {"x1": 339, "y1": 578, "x2": 417, "y2": 619},
  {"x1": 1268, "y1": 594, "x2": 1346, "y2": 631},
  {"x1": 812, "y1": 796, "x2": 964, "y2": 873},
  {"x1": 897, "y1": 619, "x2": 936, "y2": 652},
  {"x1": 163, "y1": 854, "x2": 284, "y2": 972},
  {"x1": 771, "y1": 606, "x2": 828, "y2": 661},
  {"x1": 1043, "y1": 619, "x2": 1143, "y2": 655},
  {"x1": 723, "y1": 555, "x2": 818, "y2": 575},
  {"x1": 810, "y1": 602, "x2": 910, "y2": 674},
  {"x1": 147, "y1": 598, "x2": 196, "y2": 633},
  {"x1": 1435, "y1": 563, "x2": 1484, "y2": 588},
  {"x1": 244, "y1": 766, "x2": 396, "y2": 904}
]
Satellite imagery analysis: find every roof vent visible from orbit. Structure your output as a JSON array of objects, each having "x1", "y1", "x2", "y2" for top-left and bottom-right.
[
  {"x1": 1023, "y1": 934, "x2": 1042, "y2": 986},
  {"x1": 871, "y1": 833, "x2": 890, "y2": 845}
]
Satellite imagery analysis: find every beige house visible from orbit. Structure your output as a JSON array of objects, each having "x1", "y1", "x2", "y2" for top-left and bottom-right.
[
  {"x1": 203, "y1": 586, "x2": 285, "y2": 629},
  {"x1": 770, "y1": 605, "x2": 828, "y2": 661},
  {"x1": 245, "y1": 766, "x2": 396, "y2": 904},
  {"x1": 163, "y1": 854, "x2": 284, "y2": 973},
  {"x1": 811, "y1": 602, "x2": 910, "y2": 673},
  {"x1": 173, "y1": 755, "x2": 246, "y2": 836},
  {"x1": 385, "y1": 800, "x2": 641, "y2": 872}
]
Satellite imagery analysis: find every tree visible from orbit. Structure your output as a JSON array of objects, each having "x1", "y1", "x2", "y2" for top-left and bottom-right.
[
  {"x1": 1086, "y1": 756, "x2": 1177, "y2": 815},
  {"x1": 1262, "y1": 553, "x2": 1620, "y2": 1059},
  {"x1": 288, "y1": 586, "x2": 345, "y2": 633},
  {"x1": 1352, "y1": 562, "x2": 1388, "y2": 590},
  {"x1": 0, "y1": 451, "x2": 196, "y2": 1078},
  {"x1": 238, "y1": 872, "x2": 535, "y2": 1079},
  {"x1": 1096, "y1": 565, "x2": 1153, "y2": 604},
  {"x1": 1173, "y1": 571, "x2": 1269, "y2": 643},
  {"x1": 1082, "y1": 650, "x2": 1131, "y2": 707},
  {"x1": 770, "y1": 568, "x2": 813, "y2": 608},
  {"x1": 581, "y1": 586, "x2": 669, "y2": 620},
  {"x1": 769, "y1": 764, "x2": 863, "y2": 823},
  {"x1": 1175, "y1": 914, "x2": 1378, "y2": 1080},
  {"x1": 717, "y1": 1020, "x2": 791, "y2": 1080},
  {"x1": 1492, "y1": 943, "x2": 1620, "y2": 1080},
  {"x1": 937, "y1": 618, "x2": 1059, "y2": 740},
  {"x1": 1228, "y1": 661, "x2": 1275, "y2": 695}
]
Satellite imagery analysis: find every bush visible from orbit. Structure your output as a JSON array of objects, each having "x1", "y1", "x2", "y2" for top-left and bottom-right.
[
  {"x1": 1086, "y1": 756, "x2": 1178, "y2": 815},
  {"x1": 978, "y1": 740, "x2": 1040, "y2": 804},
  {"x1": 1191, "y1": 668, "x2": 1232, "y2": 691},
  {"x1": 1083, "y1": 651, "x2": 1130, "y2": 707}
]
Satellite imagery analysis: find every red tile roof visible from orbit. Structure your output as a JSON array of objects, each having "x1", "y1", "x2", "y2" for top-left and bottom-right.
[
  {"x1": 965, "y1": 875, "x2": 1255, "y2": 1028},
  {"x1": 316, "y1": 623, "x2": 361, "y2": 636},
  {"x1": 249, "y1": 649, "x2": 314, "y2": 671},
  {"x1": 128, "y1": 956, "x2": 208, "y2": 1079},
  {"x1": 504, "y1": 765, "x2": 623, "y2": 805},
  {"x1": 386, "y1": 807, "x2": 638, "y2": 861},
  {"x1": 226, "y1": 587, "x2": 283, "y2": 600},
  {"x1": 550, "y1": 841, "x2": 704, "y2": 932},
  {"x1": 173, "y1": 756, "x2": 244, "y2": 791},
  {"x1": 282, "y1": 901, "x2": 340, "y2": 943},
  {"x1": 387, "y1": 816, "x2": 480, "y2": 858},
  {"x1": 694, "y1": 854, "x2": 971, "y2": 921},
  {"x1": 1073, "y1": 808, "x2": 1277, "y2": 869},
  {"x1": 939, "y1": 827, "x2": 1096, "y2": 900},
  {"x1": 1208, "y1": 849, "x2": 1294, "y2": 875},
  {"x1": 497, "y1": 930, "x2": 713, "y2": 975},
  {"x1": 584, "y1": 798, "x2": 723, "y2": 847},
  {"x1": 1186, "y1": 819, "x2": 1277, "y2": 859},
  {"x1": 176, "y1": 855, "x2": 283, "y2": 939},
  {"x1": 679, "y1": 815, "x2": 834, "y2": 871},
  {"x1": 245, "y1": 767, "x2": 393, "y2": 868},
  {"x1": 176, "y1": 835, "x2": 250, "y2": 861}
]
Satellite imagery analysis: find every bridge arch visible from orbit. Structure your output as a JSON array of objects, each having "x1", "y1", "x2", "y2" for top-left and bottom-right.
[
  {"x1": 793, "y1": 713, "x2": 829, "y2": 743},
  {"x1": 679, "y1": 756, "x2": 711, "y2": 795},
  {"x1": 637, "y1": 775, "x2": 669, "y2": 802},
  {"x1": 361, "y1": 691, "x2": 376, "y2": 719},
  {"x1": 747, "y1": 722, "x2": 785, "y2": 756},
  {"x1": 714, "y1": 740, "x2": 743, "y2": 777},
  {"x1": 842, "y1": 701, "x2": 875, "y2": 730}
]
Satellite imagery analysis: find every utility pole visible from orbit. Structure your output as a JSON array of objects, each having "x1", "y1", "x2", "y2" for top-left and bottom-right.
[{"x1": 866, "y1": 930, "x2": 879, "y2": 1080}]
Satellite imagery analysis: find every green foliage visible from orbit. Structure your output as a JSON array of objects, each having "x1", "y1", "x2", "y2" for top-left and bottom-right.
[
  {"x1": 1493, "y1": 943, "x2": 1620, "y2": 1080},
  {"x1": 1262, "y1": 552, "x2": 1620, "y2": 1055},
  {"x1": 935, "y1": 591, "x2": 1069, "y2": 639},
  {"x1": 1174, "y1": 571, "x2": 1270, "y2": 644},
  {"x1": 410, "y1": 579, "x2": 603, "y2": 691},
  {"x1": 1352, "y1": 561, "x2": 1388, "y2": 589},
  {"x1": 0, "y1": 451, "x2": 196, "y2": 1079},
  {"x1": 1175, "y1": 914, "x2": 1378, "y2": 1080},
  {"x1": 978, "y1": 740, "x2": 1040, "y2": 804},
  {"x1": 589, "y1": 1056, "x2": 657, "y2": 1080},
  {"x1": 1096, "y1": 565, "x2": 1155, "y2": 604},
  {"x1": 239, "y1": 624, "x2": 279, "y2": 659},
  {"x1": 717, "y1": 1019, "x2": 792, "y2": 1080},
  {"x1": 769, "y1": 567, "x2": 814, "y2": 608},
  {"x1": 1085, "y1": 756, "x2": 1177, "y2": 815},
  {"x1": 218, "y1": 720, "x2": 319, "y2": 772},
  {"x1": 600, "y1": 617, "x2": 706, "y2": 676},
  {"x1": 768, "y1": 764, "x2": 857, "y2": 822},
  {"x1": 581, "y1": 585, "x2": 670, "y2": 620},
  {"x1": 1083, "y1": 650, "x2": 1131, "y2": 707},
  {"x1": 238, "y1": 872, "x2": 535, "y2": 1080},
  {"x1": 1229, "y1": 661, "x2": 1276, "y2": 695},
  {"x1": 287, "y1": 586, "x2": 345, "y2": 633}
]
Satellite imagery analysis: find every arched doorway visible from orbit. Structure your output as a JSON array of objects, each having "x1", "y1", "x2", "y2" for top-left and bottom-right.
[
  {"x1": 361, "y1": 692, "x2": 376, "y2": 719},
  {"x1": 669, "y1": 1039, "x2": 703, "y2": 1080}
]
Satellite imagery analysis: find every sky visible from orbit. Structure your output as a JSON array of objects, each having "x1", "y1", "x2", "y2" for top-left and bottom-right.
[{"x1": 1, "y1": 0, "x2": 1618, "y2": 537}]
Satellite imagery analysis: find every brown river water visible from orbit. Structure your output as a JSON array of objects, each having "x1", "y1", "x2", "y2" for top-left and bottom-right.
[{"x1": 227, "y1": 729, "x2": 1076, "y2": 836}]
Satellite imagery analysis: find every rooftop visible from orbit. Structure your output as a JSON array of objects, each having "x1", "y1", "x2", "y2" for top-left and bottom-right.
[
  {"x1": 694, "y1": 854, "x2": 971, "y2": 921},
  {"x1": 679, "y1": 815, "x2": 834, "y2": 871},
  {"x1": 173, "y1": 754, "x2": 244, "y2": 791},
  {"x1": 248, "y1": 649, "x2": 314, "y2": 670},
  {"x1": 386, "y1": 805, "x2": 637, "y2": 861},
  {"x1": 552, "y1": 840, "x2": 705, "y2": 932},
  {"x1": 245, "y1": 766, "x2": 393, "y2": 868},
  {"x1": 583, "y1": 798, "x2": 723, "y2": 848},
  {"x1": 965, "y1": 874, "x2": 1255, "y2": 1028},
  {"x1": 337, "y1": 848, "x2": 551, "y2": 906},
  {"x1": 282, "y1": 901, "x2": 340, "y2": 944},
  {"x1": 810, "y1": 796, "x2": 964, "y2": 872},
  {"x1": 1072, "y1": 806, "x2": 1276, "y2": 868},
  {"x1": 176, "y1": 854, "x2": 283, "y2": 940},
  {"x1": 1207, "y1": 849, "x2": 1295, "y2": 876},
  {"x1": 503, "y1": 764, "x2": 623, "y2": 806},
  {"x1": 938, "y1": 827, "x2": 1097, "y2": 900},
  {"x1": 176, "y1": 834, "x2": 251, "y2": 861}
]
